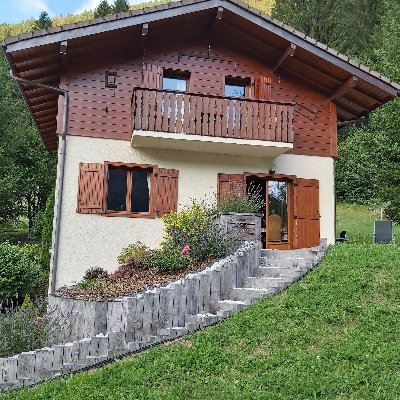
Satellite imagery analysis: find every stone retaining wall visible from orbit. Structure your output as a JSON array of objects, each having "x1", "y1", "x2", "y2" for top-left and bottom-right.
[
  {"x1": 0, "y1": 241, "x2": 260, "y2": 393},
  {"x1": 48, "y1": 241, "x2": 259, "y2": 344}
]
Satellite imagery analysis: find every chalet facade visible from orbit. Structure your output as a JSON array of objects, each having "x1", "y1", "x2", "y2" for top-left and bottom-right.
[{"x1": 2, "y1": 0, "x2": 399, "y2": 290}]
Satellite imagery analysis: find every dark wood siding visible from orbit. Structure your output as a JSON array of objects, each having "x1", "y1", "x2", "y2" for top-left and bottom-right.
[{"x1": 64, "y1": 41, "x2": 337, "y2": 157}]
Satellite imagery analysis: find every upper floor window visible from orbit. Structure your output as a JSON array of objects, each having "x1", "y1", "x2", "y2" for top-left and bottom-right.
[
  {"x1": 224, "y1": 76, "x2": 249, "y2": 98},
  {"x1": 106, "y1": 165, "x2": 151, "y2": 214},
  {"x1": 163, "y1": 70, "x2": 189, "y2": 92}
]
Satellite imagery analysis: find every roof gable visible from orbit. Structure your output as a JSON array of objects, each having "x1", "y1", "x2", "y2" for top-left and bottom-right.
[{"x1": 2, "y1": 0, "x2": 399, "y2": 149}]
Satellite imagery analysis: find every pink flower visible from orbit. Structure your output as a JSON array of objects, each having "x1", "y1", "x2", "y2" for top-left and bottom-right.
[
  {"x1": 34, "y1": 316, "x2": 46, "y2": 326},
  {"x1": 181, "y1": 245, "x2": 191, "y2": 255}
]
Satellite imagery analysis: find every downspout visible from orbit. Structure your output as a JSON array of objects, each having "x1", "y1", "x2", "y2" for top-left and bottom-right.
[{"x1": 9, "y1": 71, "x2": 69, "y2": 294}]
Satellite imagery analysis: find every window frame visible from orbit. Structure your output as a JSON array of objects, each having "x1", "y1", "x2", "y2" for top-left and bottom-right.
[
  {"x1": 162, "y1": 69, "x2": 190, "y2": 92},
  {"x1": 104, "y1": 162, "x2": 156, "y2": 219},
  {"x1": 224, "y1": 75, "x2": 251, "y2": 99}
]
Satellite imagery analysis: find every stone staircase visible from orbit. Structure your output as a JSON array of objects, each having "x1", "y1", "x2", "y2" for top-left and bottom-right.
[
  {"x1": 0, "y1": 242, "x2": 327, "y2": 392},
  {"x1": 144, "y1": 245, "x2": 325, "y2": 336}
]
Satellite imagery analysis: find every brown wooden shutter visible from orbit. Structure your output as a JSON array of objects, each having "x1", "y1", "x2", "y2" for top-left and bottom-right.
[
  {"x1": 218, "y1": 173, "x2": 246, "y2": 203},
  {"x1": 254, "y1": 76, "x2": 272, "y2": 100},
  {"x1": 293, "y1": 178, "x2": 320, "y2": 248},
  {"x1": 142, "y1": 64, "x2": 163, "y2": 89},
  {"x1": 77, "y1": 163, "x2": 105, "y2": 214},
  {"x1": 152, "y1": 168, "x2": 179, "y2": 217}
]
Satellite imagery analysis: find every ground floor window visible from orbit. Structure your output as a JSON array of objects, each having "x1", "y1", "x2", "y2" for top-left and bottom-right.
[{"x1": 106, "y1": 165, "x2": 151, "y2": 215}]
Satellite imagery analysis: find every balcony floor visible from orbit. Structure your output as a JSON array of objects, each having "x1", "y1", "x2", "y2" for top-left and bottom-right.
[{"x1": 131, "y1": 130, "x2": 293, "y2": 158}]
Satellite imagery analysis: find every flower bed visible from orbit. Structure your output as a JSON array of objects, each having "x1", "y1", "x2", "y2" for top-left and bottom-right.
[{"x1": 57, "y1": 261, "x2": 212, "y2": 301}]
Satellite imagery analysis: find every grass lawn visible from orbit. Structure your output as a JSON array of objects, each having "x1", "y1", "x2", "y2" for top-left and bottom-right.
[
  {"x1": 336, "y1": 203, "x2": 400, "y2": 244},
  {"x1": 2, "y1": 204, "x2": 400, "y2": 399}
]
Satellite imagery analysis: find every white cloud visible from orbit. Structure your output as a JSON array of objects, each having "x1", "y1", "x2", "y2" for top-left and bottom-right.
[
  {"x1": 15, "y1": 0, "x2": 52, "y2": 14},
  {"x1": 75, "y1": 0, "x2": 102, "y2": 14}
]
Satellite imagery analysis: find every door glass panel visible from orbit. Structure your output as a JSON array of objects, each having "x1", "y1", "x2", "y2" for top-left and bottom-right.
[
  {"x1": 107, "y1": 168, "x2": 127, "y2": 211},
  {"x1": 131, "y1": 170, "x2": 150, "y2": 212},
  {"x1": 268, "y1": 181, "x2": 288, "y2": 242}
]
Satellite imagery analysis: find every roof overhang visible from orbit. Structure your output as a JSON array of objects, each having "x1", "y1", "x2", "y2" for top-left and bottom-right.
[{"x1": 2, "y1": 0, "x2": 399, "y2": 150}]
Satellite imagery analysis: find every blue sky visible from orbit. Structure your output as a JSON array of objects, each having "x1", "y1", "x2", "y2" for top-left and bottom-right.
[{"x1": 0, "y1": 0, "x2": 147, "y2": 24}]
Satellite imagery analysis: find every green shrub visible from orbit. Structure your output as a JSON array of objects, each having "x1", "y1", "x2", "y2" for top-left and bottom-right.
[
  {"x1": 83, "y1": 267, "x2": 108, "y2": 280},
  {"x1": 162, "y1": 202, "x2": 233, "y2": 263},
  {"x1": 0, "y1": 296, "x2": 49, "y2": 357},
  {"x1": 76, "y1": 279, "x2": 98, "y2": 290},
  {"x1": 39, "y1": 189, "x2": 55, "y2": 274},
  {"x1": 148, "y1": 242, "x2": 189, "y2": 273},
  {"x1": 217, "y1": 183, "x2": 265, "y2": 214},
  {"x1": 0, "y1": 242, "x2": 41, "y2": 301},
  {"x1": 30, "y1": 210, "x2": 44, "y2": 239},
  {"x1": 383, "y1": 187, "x2": 400, "y2": 224},
  {"x1": 118, "y1": 241, "x2": 151, "y2": 267}
]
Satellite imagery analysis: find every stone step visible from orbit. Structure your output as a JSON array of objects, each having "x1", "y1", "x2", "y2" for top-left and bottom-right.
[
  {"x1": 261, "y1": 248, "x2": 318, "y2": 259},
  {"x1": 259, "y1": 257, "x2": 316, "y2": 267},
  {"x1": 243, "y1": 277, "x2": 292, "y2": 290},
  {"x1": 228, "y1": 287, "x2": 273, "y2": 304},
  {"x1": 209, "y1": 300, "x2": 248, "y2": 314},
  {"x1": 253, "y1": 266, "x2": 305, "y2": 278}
]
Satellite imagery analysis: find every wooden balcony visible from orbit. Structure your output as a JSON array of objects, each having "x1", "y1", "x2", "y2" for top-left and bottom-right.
[{"x1": 131, "y1": 88, "x2": 294, "y2": 158}]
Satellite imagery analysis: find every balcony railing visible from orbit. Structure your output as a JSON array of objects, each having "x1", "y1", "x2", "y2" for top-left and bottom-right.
[{"x1": 132, "y1": 88, "x2": 294, "y2": 143}]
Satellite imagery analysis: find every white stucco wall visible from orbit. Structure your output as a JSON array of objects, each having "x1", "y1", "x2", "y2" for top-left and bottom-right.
[{"x1": 52, "y1": 135, "x2": 335, "y2": 289}]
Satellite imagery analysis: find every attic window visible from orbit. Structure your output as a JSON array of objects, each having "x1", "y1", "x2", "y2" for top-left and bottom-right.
[{"x1": 163, "y1": 70, "x2": 189, "y2": 92}]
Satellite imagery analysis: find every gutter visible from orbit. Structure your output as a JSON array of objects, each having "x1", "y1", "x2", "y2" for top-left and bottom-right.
[{"x1": 8, "y1": 69, "x2": 69, "y2": 294}]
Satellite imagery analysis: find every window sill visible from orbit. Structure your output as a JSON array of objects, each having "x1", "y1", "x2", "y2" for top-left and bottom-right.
[{"x1": 104, "y1": 211, "x2": 156, "y2": 219}]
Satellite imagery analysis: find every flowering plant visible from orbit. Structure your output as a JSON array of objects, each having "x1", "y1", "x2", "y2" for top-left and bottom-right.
[
  {"x1": 181, "y1": 245, "x2": 191, "y2": 255},
  {"x1": 162, "y1": 201, "x2": 234, "y2": 263}
]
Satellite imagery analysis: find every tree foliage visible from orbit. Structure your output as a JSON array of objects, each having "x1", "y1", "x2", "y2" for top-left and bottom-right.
[
  {"x1": 113, "y1": 0, "x2": 130, "y2": 13},
  {"x1": 0, "y1": 30, "x2": 56, "y2": 231},
  {"x1": 33, "y1": 11, "x2": 52, "y2": 30},
  {"x1": 94, "y1": 0, "x2": 113, "y2": 18}
]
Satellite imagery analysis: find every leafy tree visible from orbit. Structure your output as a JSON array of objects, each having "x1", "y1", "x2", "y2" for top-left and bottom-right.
[
  {"x1": 113, "y1": 0, "x2": 130, "y2": 13},
  {"x1": 94, "y1": 0, "x2": 113, "y2": 18},
  {"x1": 0, "y1": 50, "x2": 56, "y2": 230},
  {"x1": 272, "y1": 0, "x2": 382, "y2": 58},
  {"x1": 33, "y1": 11, "x2": 52, "y2": 30}
]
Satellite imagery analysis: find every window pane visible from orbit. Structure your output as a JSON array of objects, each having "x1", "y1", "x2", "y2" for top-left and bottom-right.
[
  {"x1": 163, "y1": 76, "x2": 187, "y2": 92},
  {"x1": 268, "y1": 181, "x2": 288, "y2": 242},
  {"x1": 107, "y1": 169, "x2": 127, "y2": 211},
  {"x1": 131, "y1": 170, "x2": 150, "y2": 212},
  {"x1": 225, "y1": 84, "x2": 245, "y2": 98}
]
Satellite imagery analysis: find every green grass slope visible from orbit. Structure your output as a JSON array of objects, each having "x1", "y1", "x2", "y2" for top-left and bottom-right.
[
  {"x1": 337, "y1": 203, "x2": 400, "y2": 244},
  {"x1": 2, "y1": 204, "x2": 399, "y2": 399}
]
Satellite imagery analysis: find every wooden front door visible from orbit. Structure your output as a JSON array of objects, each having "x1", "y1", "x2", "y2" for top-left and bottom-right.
[{"x1": 218, "y1": 173, "x2": 320, "y2": 250}]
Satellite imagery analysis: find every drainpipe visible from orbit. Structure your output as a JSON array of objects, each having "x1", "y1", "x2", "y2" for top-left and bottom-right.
[{"x1": 9, "y1": 71, "x2": 69, "y2": 294}]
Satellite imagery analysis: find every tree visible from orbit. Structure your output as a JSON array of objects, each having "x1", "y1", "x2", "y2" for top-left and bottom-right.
[
  {"x1": 272, "y1": 0, "x2": 382, "y2": 58},
  {"x1": 33, "y1": 11, "x2": 52, "y2": 30},
  {"x1": 0, "y1": 50, "x2": 57, "y2": 229},
  {"x1": 94, "y1": 0, "x2": 113, "y2": 18},
  {"x1": 113, "y1": 0, "x2": 130, "y2": 13}
]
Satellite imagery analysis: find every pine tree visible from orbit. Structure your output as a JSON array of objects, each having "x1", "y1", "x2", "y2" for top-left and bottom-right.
[
  {"x1": 33, "y1": 11, "x2": 52, "y2": 30},
  {"x1": 94, "y1": 0, "x2": 113, "y2": 18},
  {"x1": 113, "y1": 0, "x2": 130, "y2": 13}
]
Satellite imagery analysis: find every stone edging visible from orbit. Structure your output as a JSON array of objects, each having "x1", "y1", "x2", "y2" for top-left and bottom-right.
[{"x1": 0, "y1": 241, "x2": 260, "y2": 393}]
